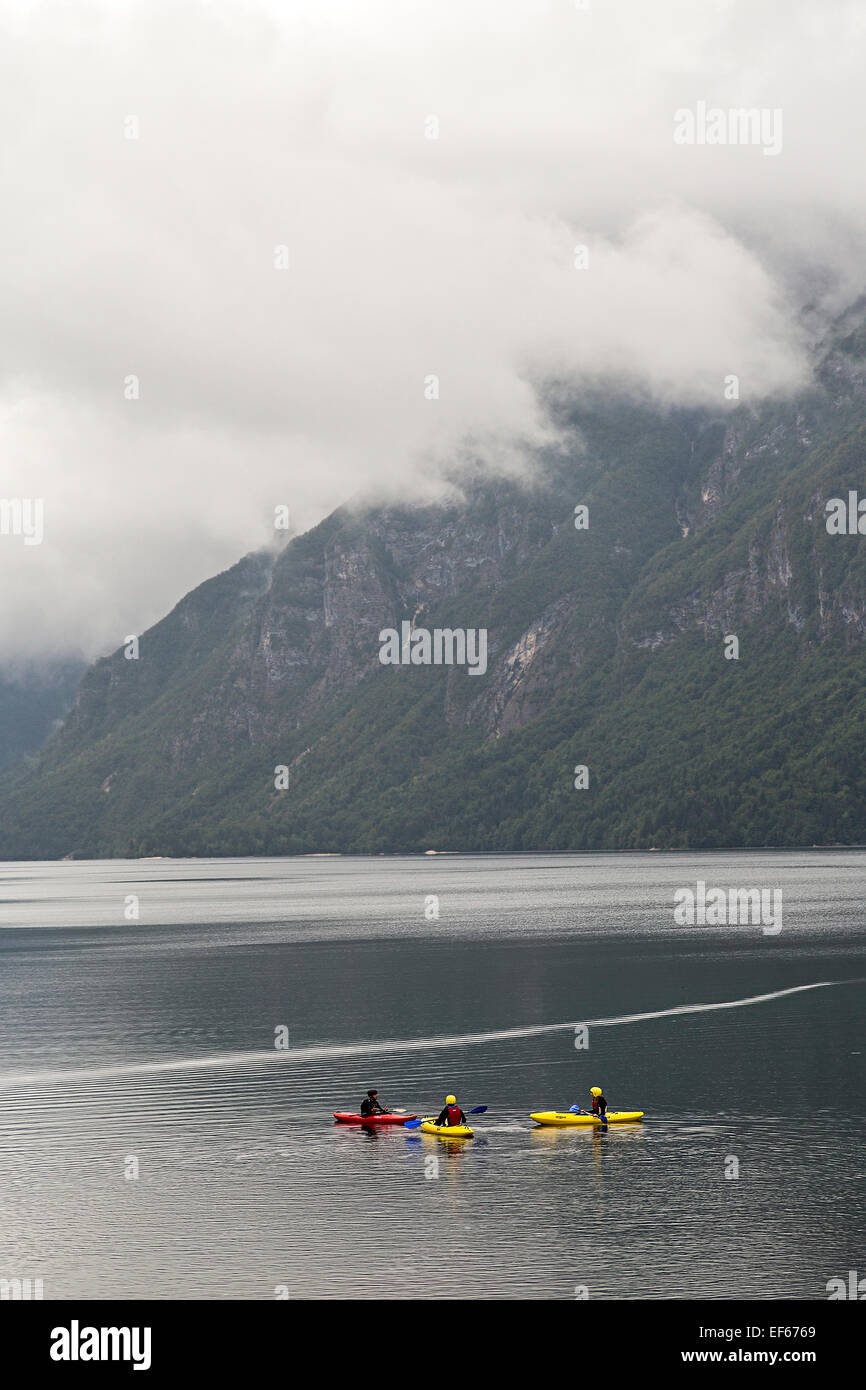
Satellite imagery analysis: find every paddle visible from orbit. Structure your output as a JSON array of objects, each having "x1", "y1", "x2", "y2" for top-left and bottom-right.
[
  {"x1": 404, "y1": 1106, "x2": 487, "y2": 1130},
  {"x1": 570, "y1": 1103, "x2": 610, "y2": 1124}
]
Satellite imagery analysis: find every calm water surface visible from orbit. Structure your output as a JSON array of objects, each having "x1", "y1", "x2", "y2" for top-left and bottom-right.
[{"x1": 0, "y1": 851, "x2": 863, "y2": 1299}]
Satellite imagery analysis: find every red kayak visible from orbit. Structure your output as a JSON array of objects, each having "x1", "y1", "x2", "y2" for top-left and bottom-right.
[{"x1": 333, "y1": 1112, "x2": 416, "y2": 1125}]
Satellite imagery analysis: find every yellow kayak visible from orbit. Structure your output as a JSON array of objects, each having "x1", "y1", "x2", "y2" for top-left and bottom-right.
[
  {"x1": 419, "y1": 1118, "x2": 474, "y2": 1139},
  {"x1": 531, "y1": 1110, "x2": 644, "y2": 1127}
]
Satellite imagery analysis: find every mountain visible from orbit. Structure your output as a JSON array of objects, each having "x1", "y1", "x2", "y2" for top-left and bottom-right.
[
  {"x1": 0, "y1": 660, "x2": 86, "y2": 773},
  {"x1": 2, "y1": 310, "x2": 866, "y2": 859}
]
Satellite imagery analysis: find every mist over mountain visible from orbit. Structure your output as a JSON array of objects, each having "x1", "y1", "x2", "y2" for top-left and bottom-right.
[
  {"x1": 0, "y1": 659, "x2": 85, "y2": 773},
  {"x1": 3, "y1": 302, "x2": 866, "y2": 858},
  {"x1": 3, "y1": 0, "x2": 866, "y2": 663},
  {"x1": 4, "y1": 2, "x2": 866, "y2": 856}
]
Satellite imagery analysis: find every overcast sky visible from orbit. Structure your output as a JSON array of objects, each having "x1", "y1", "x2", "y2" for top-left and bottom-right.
[{"x1": 2, "y1": 0, "x2": 865, "y2": 662}]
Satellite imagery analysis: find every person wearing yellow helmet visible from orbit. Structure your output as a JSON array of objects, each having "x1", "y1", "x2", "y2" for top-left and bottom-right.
[
  {"x1": 570, "y1": 1085, "x2": 607, "y2": 1118},
  {"x1": 435, "y1": 1094, "x2": 467, "y2": 1127},
  {"x1": 590, "y1": 1085, "x2": 607, "y2": 1119}
]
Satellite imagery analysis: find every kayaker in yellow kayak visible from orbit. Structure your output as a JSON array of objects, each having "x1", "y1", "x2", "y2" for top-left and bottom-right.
[
  {"x1": 434, "y1": 1094, "x2": 467, "y2": 1127},
  {"x1": 360, "y1": 1089, "x2": 389, "y2": 1117},
  {"x1": 590, "y1": 1085, "x2": 607, "y2": 1118},
  {"x1": 570, "y1": 1085, "x2": 607, "y2": 1118}
]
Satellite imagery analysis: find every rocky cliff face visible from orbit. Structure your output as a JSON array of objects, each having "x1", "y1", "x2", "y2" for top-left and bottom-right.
[{"x1": 3, "y1": 309, "x2": 866, "y2": 857}]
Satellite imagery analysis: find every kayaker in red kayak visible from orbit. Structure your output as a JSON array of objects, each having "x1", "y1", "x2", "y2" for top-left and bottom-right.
[
  {"x1": 360, "y1": 1089, "x2": 389, "y2": 1117},
  {"x1": 434, "y1": 1094, "x2": 467, "y2": 1127}
]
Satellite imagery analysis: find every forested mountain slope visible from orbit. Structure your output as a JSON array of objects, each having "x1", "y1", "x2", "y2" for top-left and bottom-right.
[{"x1": 3, "y1": 312, "x2": 866, "y2": 857}]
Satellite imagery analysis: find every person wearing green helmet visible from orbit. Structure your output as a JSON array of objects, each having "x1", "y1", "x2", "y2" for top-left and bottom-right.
[{"x1": 435, "y1": 1094, "x2": 467, "y2": 1127}]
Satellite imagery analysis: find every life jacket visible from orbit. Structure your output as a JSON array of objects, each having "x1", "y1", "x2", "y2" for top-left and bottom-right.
[{"x1": 446, "y1": 1105, "x2": 462, "y2": 1126}]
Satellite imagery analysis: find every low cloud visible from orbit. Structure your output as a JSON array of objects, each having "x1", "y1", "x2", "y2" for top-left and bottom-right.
[{"x1": 1, "y1": 0, "x2": 865, "y2": 658}]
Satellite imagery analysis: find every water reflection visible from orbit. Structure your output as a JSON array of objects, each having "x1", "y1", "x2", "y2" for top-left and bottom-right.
[{"x1": 0, "y1": 853, "x2": 863, "y2": 1299}]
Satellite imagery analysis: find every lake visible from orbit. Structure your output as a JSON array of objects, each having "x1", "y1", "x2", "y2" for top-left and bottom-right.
[{"x1": 0, "y1": 850, "x2": 863, "y2": 1299}]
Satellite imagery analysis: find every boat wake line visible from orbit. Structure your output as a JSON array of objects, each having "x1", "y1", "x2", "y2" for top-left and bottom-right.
[{"x1": 0, "y1": 980, "x2": 845, "y2": 1092}]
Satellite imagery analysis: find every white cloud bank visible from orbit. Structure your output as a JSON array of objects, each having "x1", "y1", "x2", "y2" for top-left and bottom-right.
[{"x1": 1, "y1": 0, "x2": 866, "y2": 658}]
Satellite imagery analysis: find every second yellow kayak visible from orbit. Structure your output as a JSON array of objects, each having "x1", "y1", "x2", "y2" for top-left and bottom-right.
[
  {"x1": 419, "y1": 1118, "x2": 475, "y2": 1138},
  {"x1": 531, "y1": 1110, "x2": 644, "y2": 1127}
]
